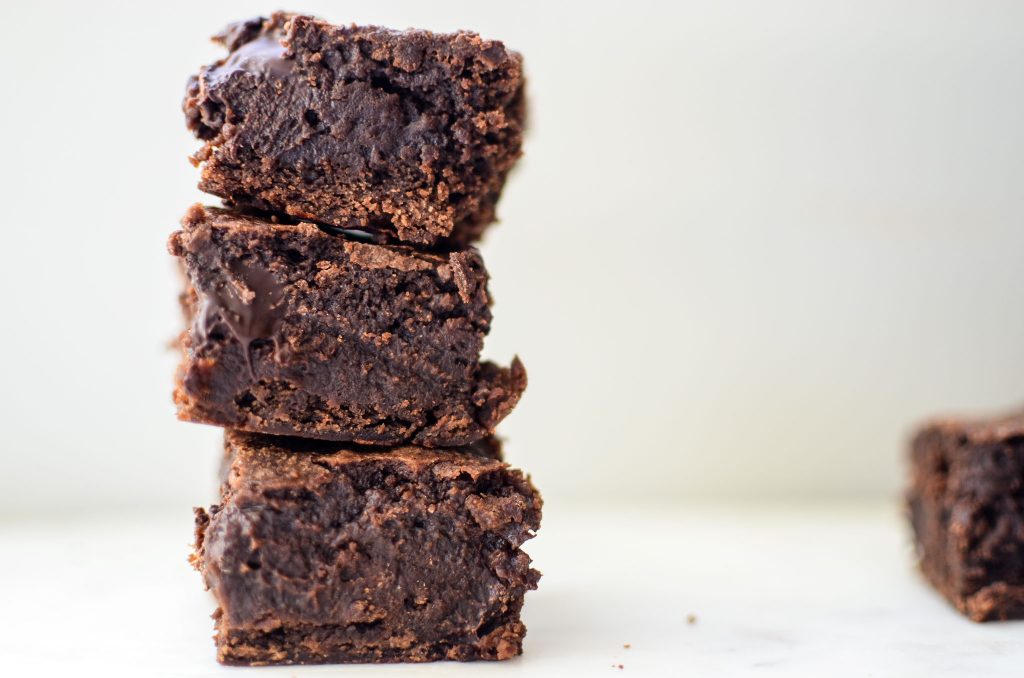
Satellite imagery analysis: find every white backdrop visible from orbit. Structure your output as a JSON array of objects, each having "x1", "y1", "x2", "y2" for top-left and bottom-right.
[{"x1": 2, "y1": 0, "x2": 1024, "y2": 516}]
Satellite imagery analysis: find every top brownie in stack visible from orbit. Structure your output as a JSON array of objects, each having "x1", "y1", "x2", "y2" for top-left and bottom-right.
[{"x1": 184, "y1": 12, "x2": 525, "y2": 248}]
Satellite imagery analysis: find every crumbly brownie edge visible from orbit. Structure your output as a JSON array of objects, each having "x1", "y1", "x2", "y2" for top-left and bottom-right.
[
  {"x1": 192, "y1": 432, "x2": 542, "y2": 665},
  {"x1": 212, "y1": 613, "x2": 528, "y2": 665}
]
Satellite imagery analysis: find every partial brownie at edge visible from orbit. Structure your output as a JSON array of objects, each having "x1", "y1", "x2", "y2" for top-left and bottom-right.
[
  {"x1": 168, "y1": 204, "x2": 525, "y2": 447},
  {"x1": 184, "y1": 13, "x2": 525, "y2": 248},
  {"x1": 907, "y1": 409, "x2": 1024, "y2": 621},
  {"x1": 192, "y1": 430, "x2": 542, "y2": 665}
]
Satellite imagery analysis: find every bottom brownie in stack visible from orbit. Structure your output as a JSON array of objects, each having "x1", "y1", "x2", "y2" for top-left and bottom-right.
[
  {"x1": 169, "y1": 205, "x2": 525, "y2": 448},
  {"x1": 192, "y1": 430, "x2": 542, "y2": 665},
  {"x1": 907, "y1": 409, "x2": 1024, "y2": 621}
]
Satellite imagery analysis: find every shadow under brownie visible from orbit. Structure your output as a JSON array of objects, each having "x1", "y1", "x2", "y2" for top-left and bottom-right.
[
  {"x1": 193, "y1": 430, "x2": 542, "y2": 665},
  {"x1": 169, "y1": 204, "x2": 525, "y2": 447}
]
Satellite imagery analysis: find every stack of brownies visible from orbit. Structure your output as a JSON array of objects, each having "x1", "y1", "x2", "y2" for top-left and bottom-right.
[{"x1": 169, "y1": 13, "x2": 542, "y2": 665}]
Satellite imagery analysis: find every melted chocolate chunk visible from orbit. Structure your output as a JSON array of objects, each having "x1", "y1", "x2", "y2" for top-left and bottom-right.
[
  {"x1": 206, "y1": 31, "x2": 295, "y2": 86},
  {"x1": 194, "y1": 259, "x2": 286, "y2": 374}
]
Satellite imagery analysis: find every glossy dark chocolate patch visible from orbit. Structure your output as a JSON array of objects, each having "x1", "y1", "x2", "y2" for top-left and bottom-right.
[
  {"x1": 206, "y1": 32, "x2": 294, "y2": 86},
  {"x1": 195, "y1": 259, "x2": 286, "y2": 374}
]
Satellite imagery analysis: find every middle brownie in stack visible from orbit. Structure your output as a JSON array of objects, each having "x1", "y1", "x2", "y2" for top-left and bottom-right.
[
  {"x1": 174, "y1": 12, "x2": 540, "y2": 666},
  {"x1": 170, "y1": 204, "x2": 525, "y2": 446}
]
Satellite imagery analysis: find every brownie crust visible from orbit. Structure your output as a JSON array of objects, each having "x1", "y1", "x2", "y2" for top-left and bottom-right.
[
  {"x1": 907, "y1": 410, "x2": 1024, "y2": 621},
  {"x1": 184, "y1": 13, "x2": 525, "y2": 247},
  {"x1": 193, "y1": 431, "x2": 542, "y2": 665},
  {"x1": 169, "y1": 204, "x2": 525, "y2": 447}
]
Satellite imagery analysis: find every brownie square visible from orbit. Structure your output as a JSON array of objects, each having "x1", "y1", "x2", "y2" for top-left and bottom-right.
[
  {"x1": 184, "y1": 13, "x2": 525, "y2": 247},
  {"x1": 907, "y1": 410, "x2": 1024, "y2": 621},
  {"x1": 192, "y1": 430, "x2": 542, "y2": 665},
  {"x1": 168, "y1": 204, "x2": 525, "y2": 447}
]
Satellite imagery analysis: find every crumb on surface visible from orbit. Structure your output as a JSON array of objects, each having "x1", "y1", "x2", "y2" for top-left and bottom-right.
[
  {"x1": 623, "y1": 643, "x2": 631, "y2": 649},
  {"x1": 687, "y1": 613, "x2": 698, "y2": 625}
]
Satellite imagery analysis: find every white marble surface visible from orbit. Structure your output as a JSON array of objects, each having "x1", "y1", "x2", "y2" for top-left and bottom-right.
[{"x1": 1, "y1": 502, "x2": 1020, "y2": 677}]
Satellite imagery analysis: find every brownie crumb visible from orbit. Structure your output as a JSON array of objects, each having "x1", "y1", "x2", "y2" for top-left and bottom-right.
[
  {"x1": 687, "y1": 614, "x2": 698, "y2": 625},
  {"x1": 623, "y1": 643, "x2": 631, "y2": 649}
]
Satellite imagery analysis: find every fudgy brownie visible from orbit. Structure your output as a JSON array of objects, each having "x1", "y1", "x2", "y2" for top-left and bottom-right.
[
  {"x1": 907, "y1": 409, "x2": 1024, "y2": 621},
  {"x1": 192, "y1": 430, "x2": 542, "y2": 665},
  {"x1": 169, "y1": 204, "x2": 525, "y2": 446},
  {"x1": 184, "y1": 13, "x2": 525, "y2": 247}
]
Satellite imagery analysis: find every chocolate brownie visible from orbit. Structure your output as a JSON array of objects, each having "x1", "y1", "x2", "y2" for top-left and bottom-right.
[
  {"x1": 907, "y1": 409, "x2": 1024, "y2": 621},
  {"x1": 192, "y1": 430, "x2": 542, "y2": 665},
  {"x1": 184, "y1": 13, "x2": 525, "y2": 247},
  {"x1": 168, "y1": 204, "x2": 525, "y2": 446}
]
